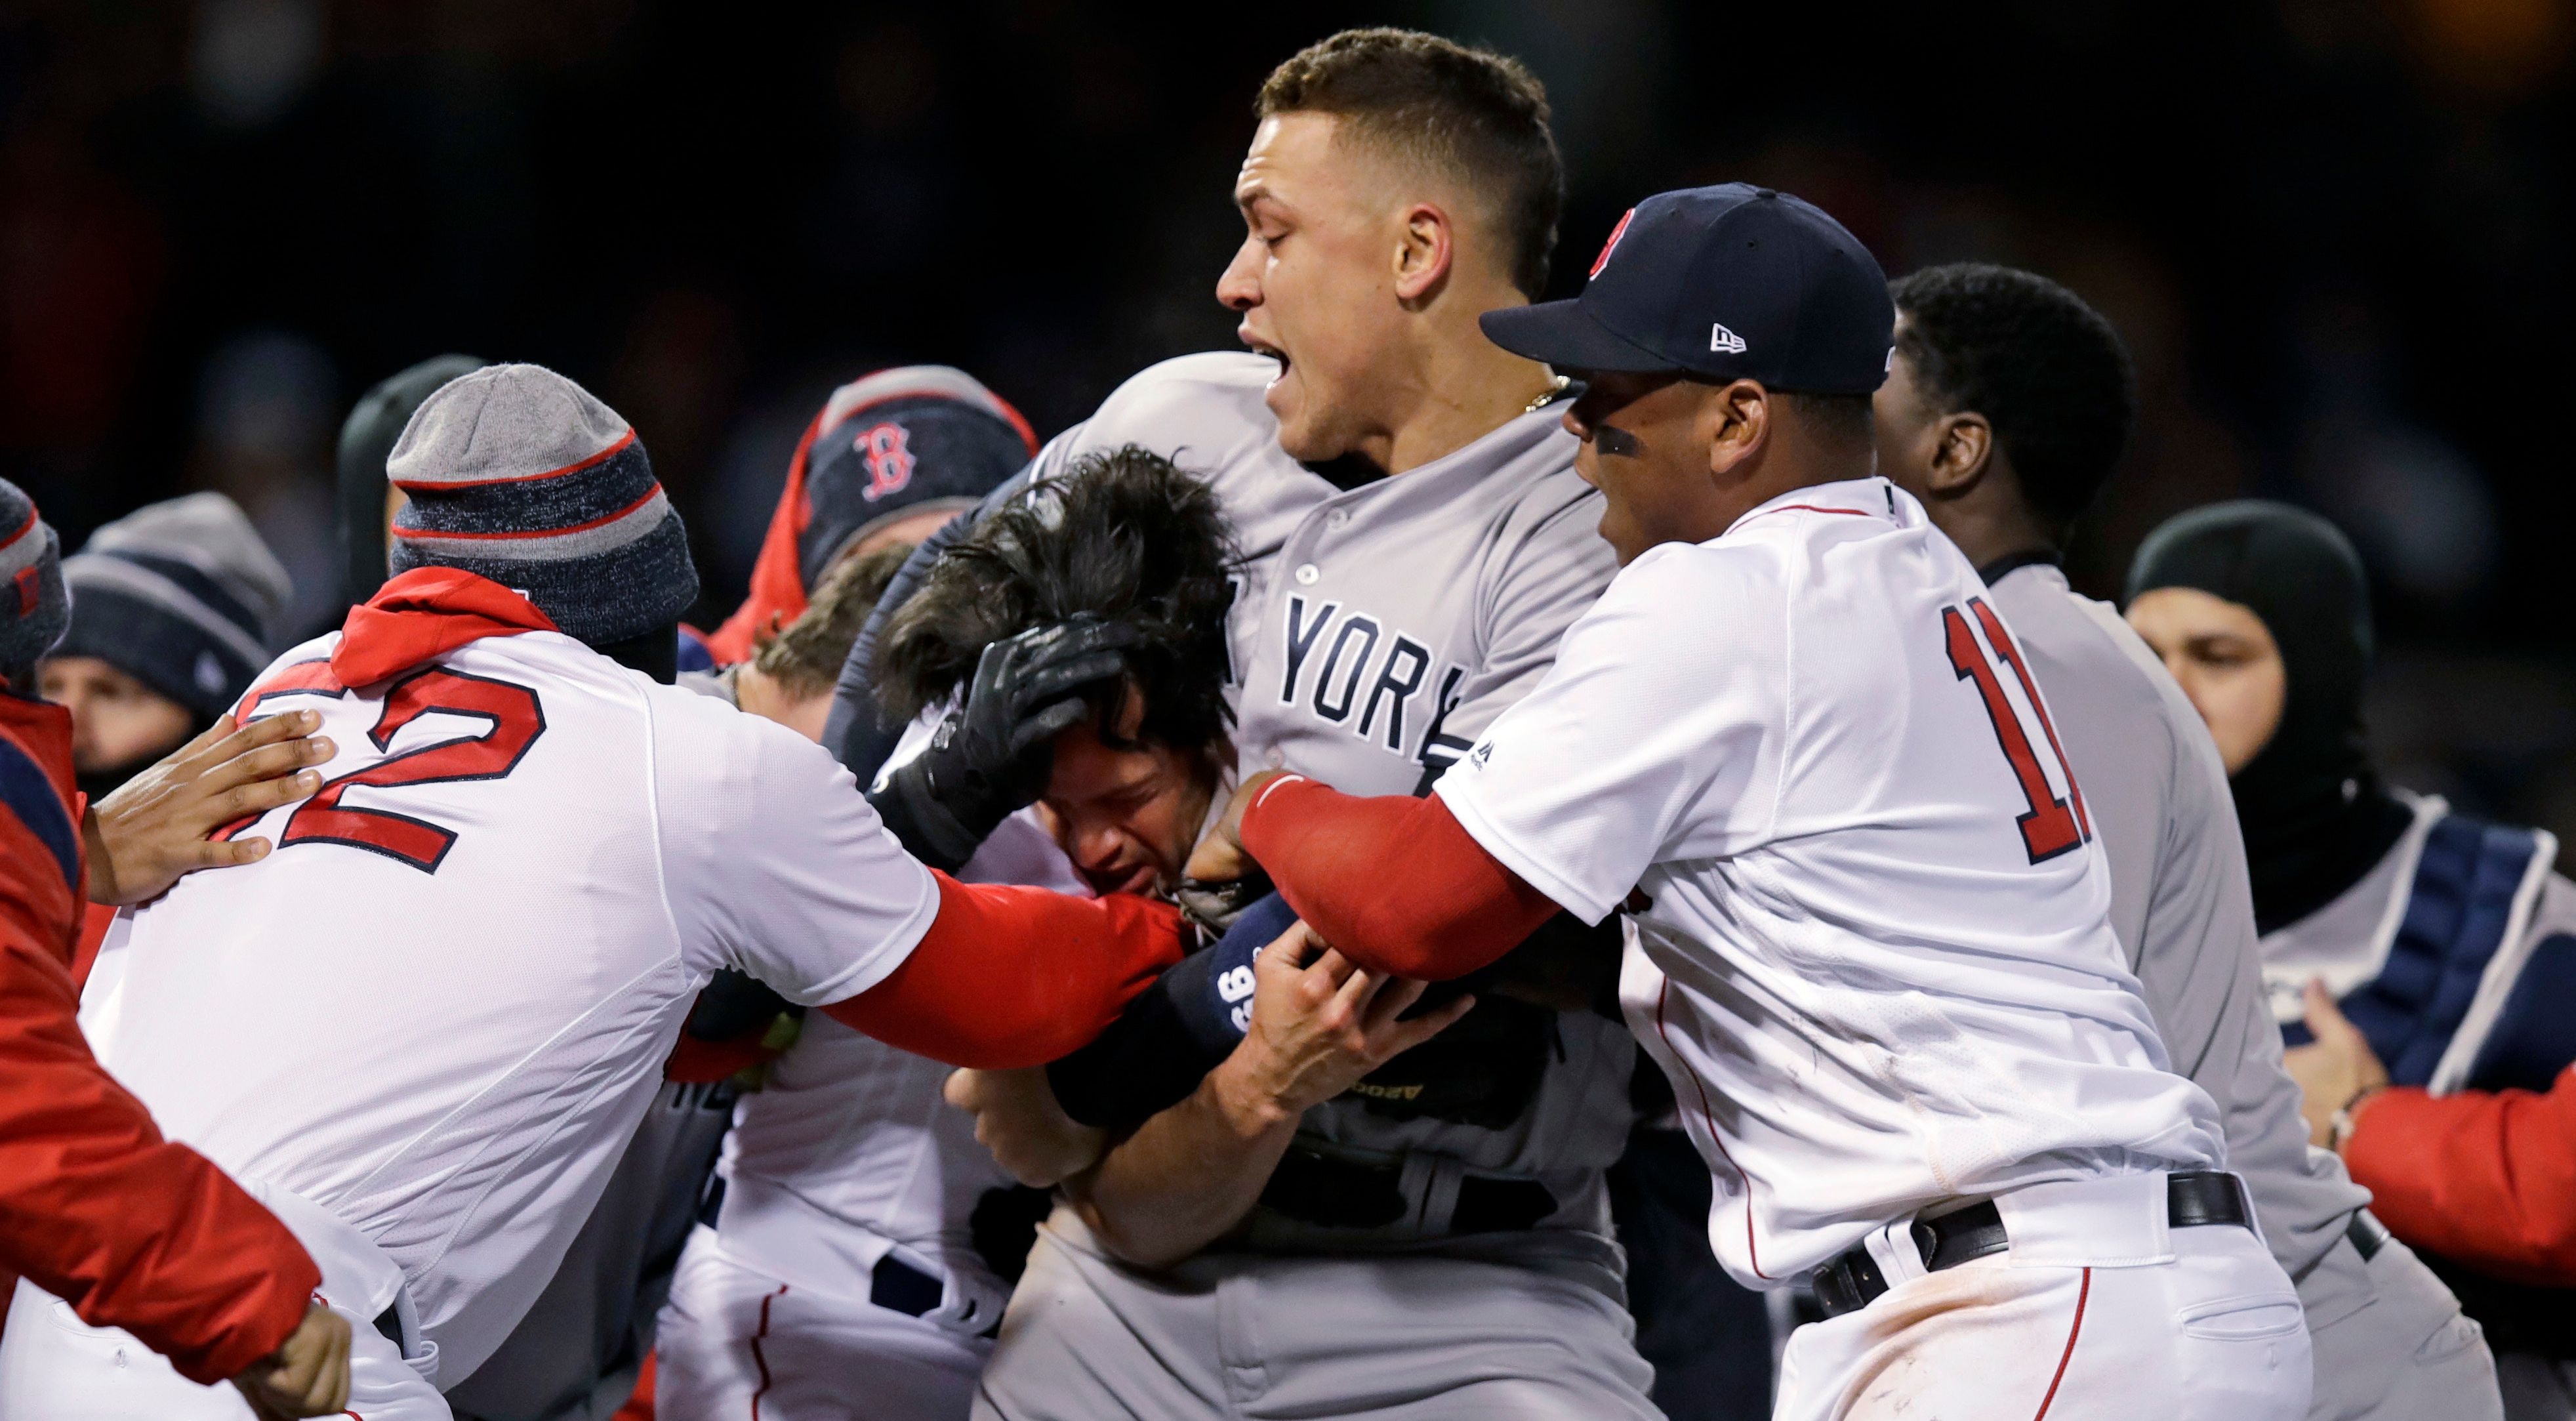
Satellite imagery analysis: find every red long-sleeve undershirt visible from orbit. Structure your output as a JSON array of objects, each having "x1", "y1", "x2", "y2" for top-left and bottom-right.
[
  {"x1": 822, "y1": 873, "x2": 1183, "y2": 1069},
  {"x1": 2344, "y1": 1067, "x2": 2576, "y2": 1286},
  {"x1": 1238, "y1": 775, "x2": 1560, "y2": 981}
]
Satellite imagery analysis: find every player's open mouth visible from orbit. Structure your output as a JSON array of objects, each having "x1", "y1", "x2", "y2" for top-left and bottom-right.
[{"x1": 1244, "y1": 336, "x2": 1290, "y2": 388}]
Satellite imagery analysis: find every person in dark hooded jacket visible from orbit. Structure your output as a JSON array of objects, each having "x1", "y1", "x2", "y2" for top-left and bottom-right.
[{"x1": 2128, "y1": 502, "x2": 2576, "y2": 1419}]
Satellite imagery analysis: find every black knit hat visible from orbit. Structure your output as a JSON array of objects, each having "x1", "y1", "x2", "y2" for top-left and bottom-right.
[
  {"x1": 388, "y1": 363, "x2": 698, "y2": 648},
  {"x1": 0, "y1": 478, "x2": 69, "y2": 696},
  {"x1": 339, "y1": 353, "x2": 485, "y2": 607},
  {"x1": 54, "y1": 492, "x2": 291, "y2": 724}
]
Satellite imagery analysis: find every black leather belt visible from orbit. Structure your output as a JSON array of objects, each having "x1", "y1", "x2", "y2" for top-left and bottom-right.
[
  {"x1": 1813, "y1": 1172, "x2": 2254, "y2": 1319},
  {"x1": 2346, "y1": 1208, "x2": 2389, "y2": 1262},
  {"x1": 1259, "y1": 1147, "x2": 1557, "y2": 1234}
]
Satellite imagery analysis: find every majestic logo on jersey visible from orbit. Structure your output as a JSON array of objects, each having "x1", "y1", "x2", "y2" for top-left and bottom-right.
[
  {"x1": 1589, "y1": 208, "x2": 1637, "y2": 279},
  {"x1": 1277, "y1": 594, "x2": 1467, "y2": 772},
  {"x1": 855, "y1": 422, "x2": 916, "y2": 502},
  {"x1": 1709, "y1": 323, "x2": 1748, "y2": 355}
]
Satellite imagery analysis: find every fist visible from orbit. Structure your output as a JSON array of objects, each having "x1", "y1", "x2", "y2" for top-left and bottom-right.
[{"x1": 945, "y1": 1067, "x2": 1109, "y2": 1187}]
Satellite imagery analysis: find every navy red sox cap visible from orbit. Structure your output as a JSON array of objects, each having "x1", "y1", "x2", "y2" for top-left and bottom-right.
[
  {"x1": 795, "y1": 365, "x2": 1036, "y2": 590},
  {"x1": 1481, "y1": 183, "x2": 1895, "y2": 395}
]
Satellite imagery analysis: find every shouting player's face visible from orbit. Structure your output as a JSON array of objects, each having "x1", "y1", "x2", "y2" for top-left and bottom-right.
[
  {"x1": 1218, "y1": 113, "x2": 1416, "y2": 464},
  {"x1": 1036, "y1": 688, "x2": 1224, "y2": 898},
  {"x1": 2125, "y1": 587, "x2": 2289, "y2": 773}
]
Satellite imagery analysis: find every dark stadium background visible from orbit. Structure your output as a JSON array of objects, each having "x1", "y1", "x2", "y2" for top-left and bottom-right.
[{"x1": 3, "y1": 0, "x2": 2568, "y2": 838}]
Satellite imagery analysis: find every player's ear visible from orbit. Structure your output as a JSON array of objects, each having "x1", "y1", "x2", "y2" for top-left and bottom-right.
[
  {"x1": 1704, "y1": 380, "x2": 1768, "y2": 480},
  {"x1": 1392, "y1": 202, "x2": 1454, "y2": 306},
  {"x1": 1925, "y1": 411, "x2": 1995, "y2": 495}
]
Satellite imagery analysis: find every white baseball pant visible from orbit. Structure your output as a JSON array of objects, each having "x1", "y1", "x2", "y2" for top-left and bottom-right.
[
  {"x1": 1774, "y1": 1173, "x2": 2312, "y2": 1421},
  {"x1": 655, "y1": 1225, "x2": 991, "y2": 1421},
  {"x1": 0, "y1": 1180, "x2": 447, "y2": 1418}
]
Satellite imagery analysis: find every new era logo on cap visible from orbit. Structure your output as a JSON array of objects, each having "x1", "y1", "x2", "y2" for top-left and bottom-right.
[{"x1": 1711, "y1": 323, "x2": 1748, "y2": 354}]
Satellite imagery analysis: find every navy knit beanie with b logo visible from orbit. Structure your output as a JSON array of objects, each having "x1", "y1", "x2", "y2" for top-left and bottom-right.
[{"x1": 387, "y1": 363, "x2": 699, "y2": 647}]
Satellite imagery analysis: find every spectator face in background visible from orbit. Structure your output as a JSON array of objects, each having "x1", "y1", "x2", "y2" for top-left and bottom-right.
[
  {"x1": 2124, "y1": 587, "x2": 2289, "y2": 773},
  {"x1": 39, "y1": 657, "x2": 194, "y2": 777}
]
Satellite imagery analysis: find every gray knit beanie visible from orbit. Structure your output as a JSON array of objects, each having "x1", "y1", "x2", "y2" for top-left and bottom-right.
[
  {"x1": 386, "y1": 363, "x2": 699, "y2": 646},
  {"x1": 54, "y1": 492, "x2": 291, "y2": 723},
  {"x1": 0, "y1": 479, "x2": 70, "y2": 697}
]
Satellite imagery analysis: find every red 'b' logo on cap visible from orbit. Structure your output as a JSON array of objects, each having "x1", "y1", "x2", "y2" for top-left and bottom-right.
[
  {"x1": 857, "y1": 422, "x2": 916, "y2": 502},
  {"x1": 1589, "y1": 208, "x2": 1637, "y2": 279}
]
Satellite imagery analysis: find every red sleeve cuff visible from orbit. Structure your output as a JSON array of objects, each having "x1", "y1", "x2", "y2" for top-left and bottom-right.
[
  {"x1": 2346, "y1": 1071, "x2": 2576, "y2": 1285},
  {"x1": 821, "y1": 875, "x2": 1183, "y2": 1069},
  {"x1": 1241, "y1": 777, "x2": 1559, "y2": 979}
]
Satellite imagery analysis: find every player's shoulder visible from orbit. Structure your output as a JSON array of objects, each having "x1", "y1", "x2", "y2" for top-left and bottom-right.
[
  {"x1": 1585, "y1": 537, "x2": 1791, "y2": 645},
  {"x1": 1986, "y1": 565, "x2": 2199, "y2": 767},
  {"x1": 1073, "y1": 353, "x2": 1280, "y2": 455}
]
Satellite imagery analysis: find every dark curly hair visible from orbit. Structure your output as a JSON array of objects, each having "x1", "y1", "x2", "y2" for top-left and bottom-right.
[
  {"x1": 1890, "y1": 263, "x2": 2136, "y2": 533},
  {"x1": 873, "y1": 445, "x2": 1239, "y2": 756}
]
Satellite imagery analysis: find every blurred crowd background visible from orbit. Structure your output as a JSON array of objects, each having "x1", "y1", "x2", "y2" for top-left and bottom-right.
[{"x1": 2, "y1": 0, "x2": 2569, "y2": 840}]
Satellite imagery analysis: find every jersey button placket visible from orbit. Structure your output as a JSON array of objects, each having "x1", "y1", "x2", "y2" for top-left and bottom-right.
[{"x1": 1294, "y1": 563, "x2": 1320, "y2": 586}]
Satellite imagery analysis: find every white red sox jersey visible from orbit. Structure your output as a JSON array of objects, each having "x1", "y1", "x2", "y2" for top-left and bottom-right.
[
  {"x1": 713, "y1": 808, "x2": 1088, "y2": 1333},
  {"x1": 1435, "y1": 477, "x2": 2224, "y2": 1286},
  {"x1": 1027, "y1": 353, "x2": 1638, "y2": 1252},
  {"x1": 75, "y1": 627, "x2": 938, "y2": 1385}
]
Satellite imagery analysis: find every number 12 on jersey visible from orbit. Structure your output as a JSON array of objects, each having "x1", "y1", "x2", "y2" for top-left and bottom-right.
[
  {"x1": 1942, "y1": 598, "x2": 2091, "y2": 864},
  {"x1": 219, "y1": 660, "x2": 547, "y2": 873}
]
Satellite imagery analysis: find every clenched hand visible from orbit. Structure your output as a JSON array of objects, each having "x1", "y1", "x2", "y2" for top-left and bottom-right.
[{"x1": 228, "y1": 1302, "x2": 352, "y2": 1419}]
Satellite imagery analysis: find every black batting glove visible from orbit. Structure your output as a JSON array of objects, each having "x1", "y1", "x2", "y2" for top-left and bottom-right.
[{"x1": 870, "y1": 617, "x2": 1140, "y2": 870}]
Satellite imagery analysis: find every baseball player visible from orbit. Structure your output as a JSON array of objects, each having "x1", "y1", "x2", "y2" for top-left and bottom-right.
[
  {"x1": 1875, "y1": 263, "x2": 2495, "y2": 1418},
  {"x1": 0, "y1": 364, "x2": 1184, "y2": 1419},
  {"x1": 861, "y1": 30, "x2": 1661, "y2": 1420},
  {"x1": 441, "y1": 365, "x2": 1034, "y2": 1421},
  {"x1": 655, "y1": 447, "x2": 1236, "y2": 1421},
  {"x1": 705, "y1": 365, "x2": 1037, "y2": 667},
  {"x1": 0, "y1": 479, "x2": 351, "y2": 1419},
  {"x1": 1196, "y1": 184, "x2": 2311, "y2": 1420}
]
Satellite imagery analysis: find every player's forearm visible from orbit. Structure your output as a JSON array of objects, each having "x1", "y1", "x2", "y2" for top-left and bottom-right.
[
  {"x1": 1067, "y1": 1050, "x2": 1302, "y2": 1270},
  {"x1": 821, "y1": 874, "x2": 1184, "y2": 1069},
  {"x1": 1241, "y1": 779, "x2": 1559, "y2": 980},
  {"x1": 2343, "y1": 1069, "x2": 2576, "y2": 1283},
  {"x1": 0, "y1": 943, "x2": 319, "y2": 1383}
]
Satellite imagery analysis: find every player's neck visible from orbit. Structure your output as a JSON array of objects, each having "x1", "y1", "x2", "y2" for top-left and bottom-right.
[
  {"x1": 1364, "y1": 311, "x2": 1559, "y2": 478},
  {"x1": 1919, "y1": 483, "x2": 2060, "y2": 571}
]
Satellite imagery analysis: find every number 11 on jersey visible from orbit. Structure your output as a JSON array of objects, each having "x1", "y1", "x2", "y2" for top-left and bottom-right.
[{"x1": 1942, "y1": 597, "x2": 2091, "y2": 864}]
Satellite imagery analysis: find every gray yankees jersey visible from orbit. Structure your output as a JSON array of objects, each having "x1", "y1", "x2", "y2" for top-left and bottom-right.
[
  {"x1": 1031, "y1": 352, "x2": 1637, "y2": 1259},
  {"x1": 1984, "y1": 566, "x2": 2405, "y2": 1313}
]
